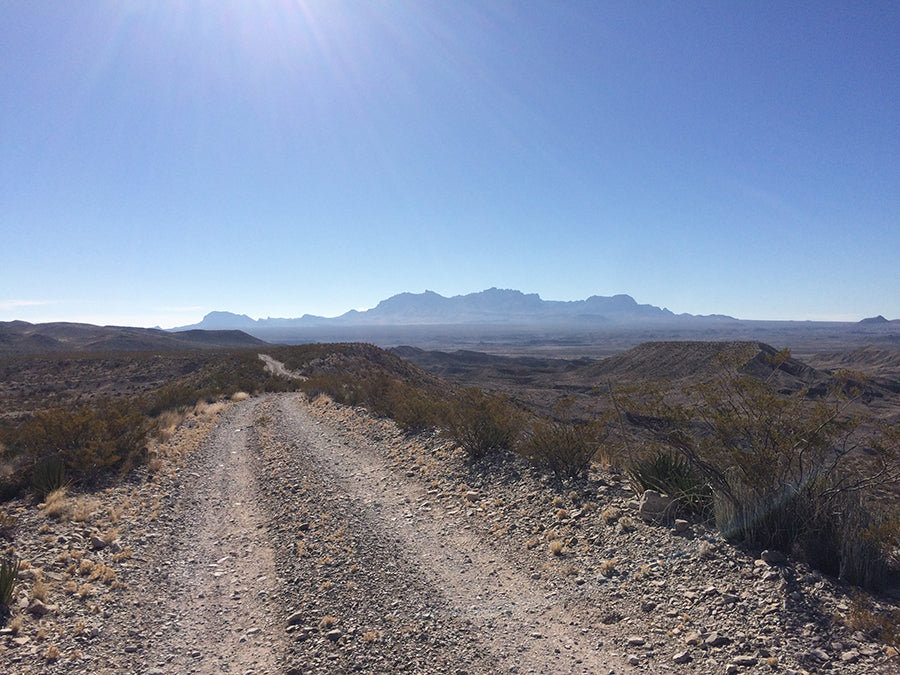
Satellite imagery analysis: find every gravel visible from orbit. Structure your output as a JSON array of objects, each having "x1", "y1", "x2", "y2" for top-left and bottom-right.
[{"x1": 2, "y1": 391, "x2": 898, "y2": 674}]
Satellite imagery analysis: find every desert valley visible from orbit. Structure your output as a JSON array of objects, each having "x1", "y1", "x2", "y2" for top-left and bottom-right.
[{"x1": 1, "y1": 291, "x2": 900, "y2": 674}]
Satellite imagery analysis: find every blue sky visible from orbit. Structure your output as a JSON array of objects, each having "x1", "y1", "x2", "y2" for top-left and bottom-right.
[{"x1": 2, "y1": 1, "x2": 898, "y2": 327}]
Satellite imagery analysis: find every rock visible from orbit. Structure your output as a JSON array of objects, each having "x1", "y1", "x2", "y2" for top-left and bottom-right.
[
  {"x1": 626, "y1": 654, "x2": 640, "y2": 666},
  {"x1": 464, "y1": 491, "x2": 480, "y2": 503},
  {"x1": 733, "y1": 655, "x2": 758, "y2": 666},
  {"x1": 640, "y1": 601, "x2": 656, "y2": 612},
  {"x1": 673, "y1": 650, "x2": 691, "y2": 664},
  {"x1": 673, "y1": 519, "x2": 690, "y2": 533},
  {"x1": 760, "y1": 549, "x2": 786, "y2": 564},
  {"x1": 685, "y1": 632, "x2": 702, "y2": 646},
  {"x1": 90, "y1": 535, "x2": 108, "y2": 550},
  {"x1": 705, "y1": 632, "x2": 731, "y2": 647},
  {"x1": 638, "y1": 490, "x2": 673, "y2": 522},
  {"x1": 808, "y1": 648, "x2": 829, "y2": 662},
  {"x1": 840, "y1": 649, "x2": 860, "y2": 663},
  {"x1": 286, "y1": 611, "x2": 304, "y2": 626},
  {"x1": 725, "y1": 665, "x2": 739, "y2": 675},
  {"x1": 325, "y1": 629, "x2": 343, "y2": 641},
  {"x1": 626, "y1": 636, "x2": 646, "y2": 646},
  {"x1": 27, "y1": 599, "x2": 55, "y2": 616}
]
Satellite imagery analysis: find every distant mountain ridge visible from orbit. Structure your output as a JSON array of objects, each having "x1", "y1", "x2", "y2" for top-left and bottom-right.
[{"x1": 173, "y1": 288, "x2": 737, "y2": 332}]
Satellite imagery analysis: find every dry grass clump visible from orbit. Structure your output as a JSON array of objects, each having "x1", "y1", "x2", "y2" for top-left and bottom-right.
[
  {"x1": 601, "y1": 505, "x2": 622, "y2": 524},
  {"x1": 319, "y1": 615, "x2": 338, "y2": 629},
  {"x1": 153, "y1": 410, "x2": 184, "y2": 442},
  {"x1": 362, "y1": 630, "x2": 378, "y2": 643},
  {"x1": 8, "y1": 613, "x2": 24, "y2": 634},
  {"x1": 194, "y1": 400, "x2": 227, "y2": 420},
  {"x1": 617, "y1": 516, "x2": 636, "y2": 533},
  {"x1": 30, "y1": 579, "x2": 49, "y2": 602},
  {"x1": 71, "y1": 496, "x2": 100, "y2": 523},
  {"x1": 549, "y1": 539, "x2": 565, "y2": 555},
  {"x1": 231, "y1": 391, "x2": 251, "y2": 402},
  {"x1": 41, "y1": 488, "x2": 70, "y2": 520},
  {"x1": 599, "y1": 558, "x2": 618, "y2": 577}
]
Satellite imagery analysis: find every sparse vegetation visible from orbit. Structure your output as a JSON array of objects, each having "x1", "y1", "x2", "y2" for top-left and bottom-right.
[
  {"x1": 442, "y1": 387, "x2": 523, "y2": 460},
  {"x1": 618, "y1": 347, "x2": 900, "y2": 589},
  {"x1": 519, "y1": 399, "x2": 608, "y2": 479}
]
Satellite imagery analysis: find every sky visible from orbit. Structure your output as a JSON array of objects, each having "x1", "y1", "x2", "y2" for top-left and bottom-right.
[{"x1": 2, "y1": 1, "x2": 899, "y2": 327}]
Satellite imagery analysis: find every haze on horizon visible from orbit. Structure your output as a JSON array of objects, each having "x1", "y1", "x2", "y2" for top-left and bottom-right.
[{"x1": 2, "y1": 1, "x2": 898, "y2": 328}]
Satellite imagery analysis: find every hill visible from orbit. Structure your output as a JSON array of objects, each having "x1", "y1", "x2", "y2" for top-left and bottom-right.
[{"x1": 0, "y1": 321, "x2": 267, "y2": 355}]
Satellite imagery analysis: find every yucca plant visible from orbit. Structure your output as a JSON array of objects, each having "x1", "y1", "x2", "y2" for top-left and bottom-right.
[
  {"x1": 0, "y1": 556, "x2": 20, "y2": 611},
  {"x1": 627, "y1": 449, "x2": 711, "y2": 516}
]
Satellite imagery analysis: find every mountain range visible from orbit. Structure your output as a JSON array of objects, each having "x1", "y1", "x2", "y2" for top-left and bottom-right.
[{"x1": 173, "y1": 288, "x2": 736, "y2": 331}]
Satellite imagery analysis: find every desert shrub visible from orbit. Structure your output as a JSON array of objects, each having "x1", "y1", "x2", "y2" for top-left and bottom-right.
[
  {"x1": 0, "y1": 508, "x2": 17, "y2": 541},
  {"x1": 844, "y1": 591, "x2": 900, "y2": 647},
  {"x1": 384, "y1": 385, "x2": 443, "y2": 434},
  {"x1": 443, "y1": 387, "x2": 523, "y2": 460},
  {"x1": 627, "y1": 450, "x2": 711, "y2": 516},
  {"x1": 0, "y1": 556, "x2": 19, "y2": 613},
  {"x1": 8, "y1": 399, "x2": 150, "y2": 489},
  {"x1": 520, "y1": 400, "x2": 608, "y2": 479},
  {"x1": 618, "y1": 347, "x2": 899, "y2": 589},
  {"x1": 31, "y1": 454, "x2": 68, "y2": 499}
]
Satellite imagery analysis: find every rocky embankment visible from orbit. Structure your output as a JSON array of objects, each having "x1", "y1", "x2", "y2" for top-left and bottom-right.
[{"x1": 1, "y1": 392, "x2": 898, "y2": 674}]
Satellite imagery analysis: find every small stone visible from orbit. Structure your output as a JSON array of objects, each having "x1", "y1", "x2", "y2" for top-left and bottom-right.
[
  {"x1": 286, "y1": 611, "x2": 304, "y2": 626},
  {"x1": 808, "y1": 648, "x2": 829, "y2": 662},
  {"x1": 627, "y1": 636, "x2": 646, "y2": 646},
  {"x1": 841, "y1": 650, "x2": 860, "y2": 663},
  {"x1": 464, "y1": 491, "x2": 480, "y2": 502},
  {"x1": 638, "y1": 490, "x2": 673, "y2": 522},
  {"x1": 673, "y1": 519, "x2": 690, "y2": 533},
  {"x1": 733, "y1": 655, "x2": 758, "y2": 666},
  {"x1": 90, "y1": 535, "x2": 108, "y2": 550},
  {"x1": 725, "y1": 665, "x2": 739, "y2": 675},
  {"x1": 641, "y1": 601, "x2": 657, "y2": 613},
  {"x1": 325, "y1": 629, "x2": 342, "y2": 641},
  {"x1": 760, "y1": 549, "x2": 786, "y2": 564},
  {"x1": 626, "y1": 654, "x2": 640, "y2": 666},
  {"x1": 685, "y1": 632, "x2": 702, "y2": 646},
  {"x1": 673, "y1": 650, "x2": 691, "y2": 664},
  {"x1": 705, "y1": 632, "x2": 731, "y2": 647},
  {"x1": 27, "y1": 599, "x2": 55, "y2": 616}
]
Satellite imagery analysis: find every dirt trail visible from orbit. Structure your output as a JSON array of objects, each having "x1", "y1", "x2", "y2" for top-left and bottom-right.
[
  {"x1": 262, "y1": 394, "x2": 615, "y2": 674},
  {"x1": 147, "y1": 401, "x2": 287, "y2": 674}
]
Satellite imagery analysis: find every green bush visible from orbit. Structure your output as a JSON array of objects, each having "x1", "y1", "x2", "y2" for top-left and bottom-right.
[{"x1": 443, "y1": 388, "x2": 523, "y2": 460}]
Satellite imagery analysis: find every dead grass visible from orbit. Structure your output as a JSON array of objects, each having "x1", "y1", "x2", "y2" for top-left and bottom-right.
[
  {"x1": 153, "y1": 410, "x2": 184, "y2": 442},
  {"x1": 231, "y1": 391, "x2": 251, "y2": 402},
  {"x1": 194, "y1": 400, "x2": 227, "y2": 420},
  {"x1": 71, "y1": 497, "x2": 100, "y2": 523},
  {"x1": 41, "y1": 488, "x2": 70, "y2": 520},
  {"x1": 31, "y1": 579, "x2": 49, "y2": 602},
  {"x1": 8, "y1": 613, "x2": 24, "y2": 634}
]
